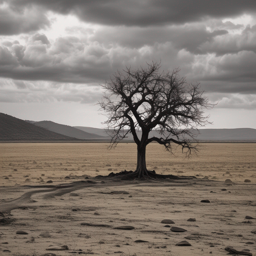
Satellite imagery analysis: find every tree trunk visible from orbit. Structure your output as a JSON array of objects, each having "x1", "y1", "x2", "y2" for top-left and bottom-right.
[{"x1": 135, "y1": 144, "x2": 148, "y2": 178}]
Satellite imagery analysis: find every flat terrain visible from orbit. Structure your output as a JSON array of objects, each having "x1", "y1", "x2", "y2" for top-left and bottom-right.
[{"x1": 0, "y1": 143, "x2": 256, "y2": 255}]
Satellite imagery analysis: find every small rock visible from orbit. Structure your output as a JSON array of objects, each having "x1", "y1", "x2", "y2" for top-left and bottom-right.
[
  {"x1": 16, "y1": 230, "x2": 28, "y2": 235},
  {"x1": 164, "y1": 225, "x2": 170, "y2": 227},
  {"x1": 224, "y1": 179, "x2": 233, "y2": 185},
  {"x1": 94, "y1": 212, "x2": 100, "y2": 215},
  {"x1": 201, "y1": 199, "x2": 210, "y2": 203},
  {"x1": 244, "y1": 179, "x2": 251, "y2": 183},
  {"x1": 46, "y1": 245, "x2": 69, "y2": 251},
  {"x1": 114, "y1": 226, "x2": 135, "y2": 230},
  {"x1": 175, "y1": 241, "x2": 191, "y2": 246},
  {"x1": 243, "y1": 220, "x2": 252, "y2": 224},
  {"x1": 171, "y1": 227, "x2": 187, "y2": 232},
  {"x1": 246, "y1": 242, "x2": 254, "y2": 244},
  {"x1": 135, "y1": 240, "x2": 148, "y2": 243},
  {"x1": 39, "y1": 231, "x2": 51, "y2": 238},
  {"x1": 81, "y1": 222, "x2": 111, "y2": 227},
  {"x1": 110, "y1": 191, "x2": 129, "y2": 194},
  {"x1": 46, "y1": 180, "x2": 53, "y2": 183},
  {"x1": 225, "y1": 246, "x2": 252, "y2": 256},
  {"x1": 86, "y1": 180, "x2": 97, "y2": 184},
  {"x1": 26, "y1": 236, "x2": 35, "y2": 243},
  {"x1": 0, "y1": 217, "x2": 15, "y2": 225},
  {"x1": 161, "y1": 219, "x2": 175, "y2": 224},
  {"x1": 245, "y1": 216, "x2": 254, "y2": 219},
  {"x1": 78, "y1": 233, "x2": 91, "y2": 238},
  {"x1": 184, "y1": 235, "x2": 199, "y2": 240},
  {"x1": 251, "y1": 229, "x2": 256, "y2": 234},
  {"x1": 221, "y1": 188, "x2": 227, "y2": 191},
  {"x1": 70, "y1": 193, "x2": 79, "y2": 196},
  {"x1": 187, "y1": 218, "x2": 196, "y2": 222}
]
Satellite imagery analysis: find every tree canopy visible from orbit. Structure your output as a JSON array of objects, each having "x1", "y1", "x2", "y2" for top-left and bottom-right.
[{"x1": 100, "y1": 62, "x2": 211, "y2": 178}]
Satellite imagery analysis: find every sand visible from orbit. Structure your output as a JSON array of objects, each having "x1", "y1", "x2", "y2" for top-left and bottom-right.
[{"x1": 0, "y1": 143, "x2": 256, "y2": 255}]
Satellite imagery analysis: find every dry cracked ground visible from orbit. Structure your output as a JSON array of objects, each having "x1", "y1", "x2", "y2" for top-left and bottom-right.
[{"x1": 0, "y1": 143, "x2": 256, "y2": 255}]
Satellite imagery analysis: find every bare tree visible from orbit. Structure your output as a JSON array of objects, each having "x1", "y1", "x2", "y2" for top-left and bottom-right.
[{"x1": 100, "y1": 62, "x2": 211, "y2": 179}]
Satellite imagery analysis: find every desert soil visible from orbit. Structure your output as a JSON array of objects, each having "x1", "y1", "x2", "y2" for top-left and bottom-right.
[{"x1": 0, "y1": 143, "x2": 256, "y2": 255}]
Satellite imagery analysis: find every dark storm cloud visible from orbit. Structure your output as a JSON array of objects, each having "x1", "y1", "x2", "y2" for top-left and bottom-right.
[
  {"x1": 0, "y1": 2, "x2": 49, "y2": 35},
  {"x1": 195, "y1": 50, "x2": 256, "y2": 94},
  {"x1": 206, "y1": 51, "x2": 256, "y2": 83},
  {"x1": 0, "y1": 36, "x2": 114, "y2": 84},
  {"x1": 0, "y1": 30, "x2": 255, "y2": 96},
  {"x1": 1, "y1": 0, "x2": 256, "y2": 105},
  {"x1": 9, "y1": 0, "x2": 256, "y2": 26}
]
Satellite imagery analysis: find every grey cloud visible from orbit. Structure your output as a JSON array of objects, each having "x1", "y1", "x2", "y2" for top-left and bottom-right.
[
  {"x1": 0, "y1": 31, "x2": 255, "y2": 97},
  {"x1": 12, "y1": 44, "x2": 25, "y2": 61},
  {"x1": 31, "y1": 34, "x2": 50, "y2": 45},
  {"x1": 0, "y1": 3, "x2": 49, "y2": 35},
  {"x1": 0, "y1": 35, "x2": 114, "y2": 83},
  {"x1": 0, "y1": 78, "x2": 102, "y2": 104},
  {"x1": 0, "y1": 35, "x2": 194, "y2": 89},
  {"x1": 191, "y1": 50, "x2": 256, "y2": 94},
  {"x1": 49, "y1": 37, "x2": 85, "y2": 55},
  {"x1": 9, "y1": 0, "x2": 256, "y2": 26},
  {"x1": 207, "y1": 93, "x2": 256, "y2": 109},
  {"x1": 13, "y1": 80, "x2": 27, "y2": 89},
  {"x1": 221, "y1": 21, "x2": 244, "y2": 30},
  {"x1": 92, "y1": 25, "x2": 228, "y2": 54},
  {"x1": 206, "y1": 51, "x2": 256, "y2": 83},
  {"x1": 0, "y1": 46, "x2": 18, "y2": 66},
  {"x1": 199, "y1": 25, "x2": 256, "y2": 55},
  {"x1": 202, "y1": 80, "x2": 256, "y2": 94}
]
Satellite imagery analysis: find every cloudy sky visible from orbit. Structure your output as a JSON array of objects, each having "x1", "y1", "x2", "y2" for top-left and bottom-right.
[{"x1": 0, "y1": 0, "x2": 256, "y2": 128}]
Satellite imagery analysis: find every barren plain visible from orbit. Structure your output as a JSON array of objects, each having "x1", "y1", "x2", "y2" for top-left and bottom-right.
[{"x1": 0, "y1": 143, "x2": 256, "y2": 255}]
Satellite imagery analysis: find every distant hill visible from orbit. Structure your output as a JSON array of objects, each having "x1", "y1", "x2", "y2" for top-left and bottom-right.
[
  {"x1": 75, "y1": 126, "x2": 256, "y2": 142},
  {"x1": 1, "y1": 112, "x2": 255, "y2": 142},
  {"x1": 75, "y1": 126, "x2": 110, "y2": 137},
  {"x1": 34, "y1": 121, "x2": 105, "y2": 140},
  {"x1": 0, "y1": 113, "x2": 77, "y2": 141},
  {"x1": 196, "y1": 128, "x2": 256, "y2": 142}
]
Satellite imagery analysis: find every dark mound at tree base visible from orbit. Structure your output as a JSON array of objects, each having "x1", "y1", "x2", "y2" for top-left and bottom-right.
[{"x1": 98, "y1": 170, "x2": 195, "y2": 180}]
